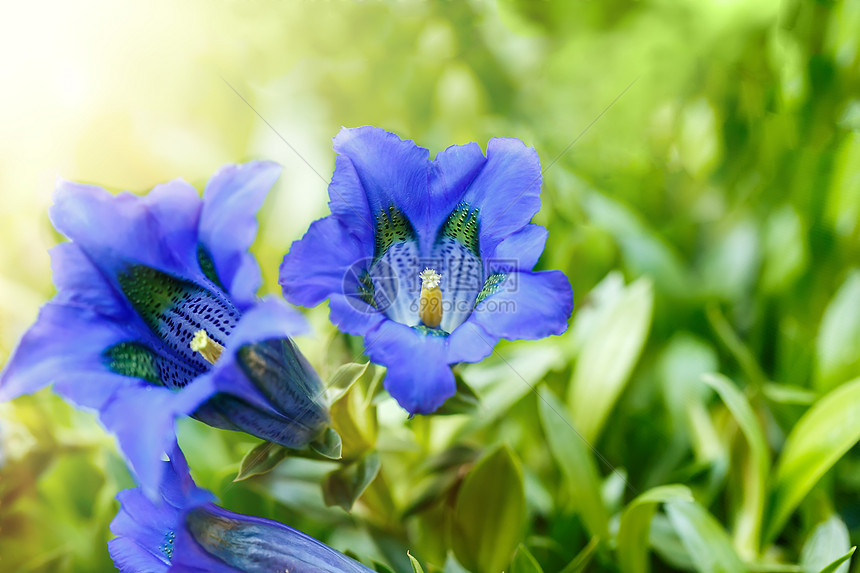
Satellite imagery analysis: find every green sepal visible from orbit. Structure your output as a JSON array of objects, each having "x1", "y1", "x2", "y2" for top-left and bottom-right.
[
  {"x1": 233, "y1": 442, "x2": 288, "y2": 482},
  {"x1": 322, "y1": 450, "x2": 381, "y2": 511},
  {"x1": 408, "y1": 551, "x2": 426, "y2": 573},
  {"x1": 310, "y1": 427, "x2": 343, "y2": 460}
]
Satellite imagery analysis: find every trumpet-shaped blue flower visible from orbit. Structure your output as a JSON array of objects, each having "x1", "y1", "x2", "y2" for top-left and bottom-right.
[
  {"x1": 0, "y1": 163, "x2": 329, "y2": 494},
  {"x1": 280, "y1": 127, "x2": 573, "y2": 414},
  {"x1": 109, "y1": 444, "x2": 374, "y2": 573}
]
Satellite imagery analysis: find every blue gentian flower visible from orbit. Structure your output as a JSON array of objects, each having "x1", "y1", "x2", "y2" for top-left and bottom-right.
[
  {"x1": 0, "y1": 163, "x2": 330, "y2": 494},
  {"x1": 109, "y1": 444, "x2": 374, "y2": 573},
  {"x1": 280, "y1": 127, "x2": 573, "y2": 414}
]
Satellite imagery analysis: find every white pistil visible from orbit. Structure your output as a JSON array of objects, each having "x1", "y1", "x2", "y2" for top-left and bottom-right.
[
  {"x1": 190, "y1": 329, "x2": 224, "y2": 365},
  {"x1": 418, "y1": 268, "x2": 443, "y2": 328}
]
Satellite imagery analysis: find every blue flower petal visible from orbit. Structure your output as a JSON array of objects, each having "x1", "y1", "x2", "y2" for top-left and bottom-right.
[
  {"x1": 52, "y1": 372, "x2": 136, "y2": 413},
  {"x1": 0, "y1": 242, "x2": 143, "y2": 406},
  {"x1": 50, "y1": 178, "x2": 203, "y2": 283},
  {"x1": 109, "y1": 490, "x2": 177, "y2": 568},
  {"x1": 222, "y1": 296, "x2": 309, "y2": 347},
  {"x1": 328, "y1": 293, "x2": 388, "y2": 337},
  {"x1": 110, "y1": 444, "x2": 213, "y2": 573},
  {"x1": 280, "y1": 216, "x2": 367, "y2": 308},
  {"x1": 100, "y1": 378, "x2": 216, "y2": 498},
  {"x1": 365, "y1": 321, "x2": 455, "y2": 414},
  {"x1": 330, "y1": 126, "x2": 430, "y2": 251},
  {"x1": 445, "y1": 320, "x2": 497, "y2": 365},
  {"x1": 0, "y1": 303, "x2": 130, "y2": 405},
  {"x1": 448, "y1": 270, "x2": 572, "y2": 365},
  {"x1": 428, "y1": 141, "x2": 487, "y2": 235},
  {"x1": 282, "y1": 215, "x2": 392, "y2": 339},
  {"x1": 458, "y1": 138, "x2": 542, "y2": 253},
  {"x1": 160, "y1": 442, "x2": 215, "y2": 509},
  {"x1": 168, "y1": 538, "x2": 236, "y2": 573},
  {"x1": 108, "y1": 536, "x2": 170, "y2": 573},
  {"x1": 431, "y1": 142, "x2": 487, "y2": 199},
  {"x1": 51, "y1": 242, "x2": 131, "y2": 318},
  {"x1": 489, "y1": 223, "x2": 549, "y2": 271},
  {"x1": 200, "y1": 162, "x2": 281, "y2": 309}
]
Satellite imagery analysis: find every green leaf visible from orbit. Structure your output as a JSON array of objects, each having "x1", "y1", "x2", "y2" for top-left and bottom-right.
[
  {"x1": 322, "y1": 450, "x2": 380, "y2": 511},
  {"x1": 310, "y1": 427, "x2": 343, "y2": 460},
  {"x1": 233, "y1": 442, "x2": 288, "y2": 482},
  {"x1": 327, "y1": 361, "x2": 371, "y2": 402},
  {"x1": 539, "y1": 389, "x2": 610, "y2": 539},
  {"x1": 233, "y1": 430, "x2": 346, "y2": 479},
  {"x1": 815, "y1": 270, "x2": 860, "y2": 392},
  {"x1": 703, "y1": 373, "x2": 769, "y2": 557},
  {"x1": 408, "y1": 551, "x2": 425, "y2": 573},
  {"x1": 801, "y1": 516, "x2": 851, "y2": 573},
  {"x1": 617, "y1": 485, "x2": 693, "y2": 573},
  {"x1": 677, "y1": 98, "x2": 720, "y2": 178},
  {"x1": 567, "y1": 271, "x2": 626, "y2": 353},
  {"x1": 455, "y1": 343, "x2": 564, "y2": 439},
  {"x1": 762, "y1": 383, "x2": 817, "y2": 406},
  {"x1": 443, "y1": 552, "x2": 471, "y2": 573},
  {"x1": 816, "y1": 548, "x2": 855, "y2": 573},
  {"x1": 420, "y1": 444, "x2": 480, "y2": 474},
  {"x1": 568, "y1": 275, "x2": 654, "y2": 442},
  {"x1": 451, "y1": 446, "x2": 526, "y2": 573},
  {"x1": 765, "y1": 376, "x2": 860, "y2": 544},
  {"x1": 761, "y1": 205, "x2": 807, "y2": 293},
  {"x1": 700, "y1": 216, "x2": 760, "y2": 300},
  {"x1": 581, "y1": 192, "x2": 689, "y2": 297},
  {"x1": 658, "y1": 333, "x2": 718, "y2": 434},
  {"x1": 649, "y1": 514, "x2": 695, "y2": 570},
  {"x1": 331, "y1": 373, "x2": 378, "y2": 459},
  {"x1": 359, "y1": 468, "x2": 397, "y2": 523},
  {"x1": 706, "y1": 304, "x2": 768, "y2": 390},
  {"x1": 559, "y1": 536, "x2": 600, "y2": 573},
  {"x1": 402, "y1": 472, "x2": 458, "y2": 517},
  {"x1": 512, "y1": 544, "x2": 544, "y2": 573},
  {"x1": 665, "y1": 499, "x2": 746, "y2": 573},
  {"x1": 826, "y1": 134, "x2": 860, "y2": 238}
]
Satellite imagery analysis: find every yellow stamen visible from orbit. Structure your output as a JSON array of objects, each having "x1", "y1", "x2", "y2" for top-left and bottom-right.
[
  {"x1": 418, "y1": 268, "x2": 443, "y2": 328},
  {"x1": 190, "y1": 329, "x2": 224, "y2": 365}
]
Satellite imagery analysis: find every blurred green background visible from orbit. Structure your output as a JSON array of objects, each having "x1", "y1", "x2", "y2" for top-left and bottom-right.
[{"x1": 2, "y1": 0, "x2": 860, "y2": 571}]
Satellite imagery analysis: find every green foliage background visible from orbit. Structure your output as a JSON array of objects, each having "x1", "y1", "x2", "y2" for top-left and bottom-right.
[{"x1": 1, "y1": 0, "x2": 860, "y2": 571}]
